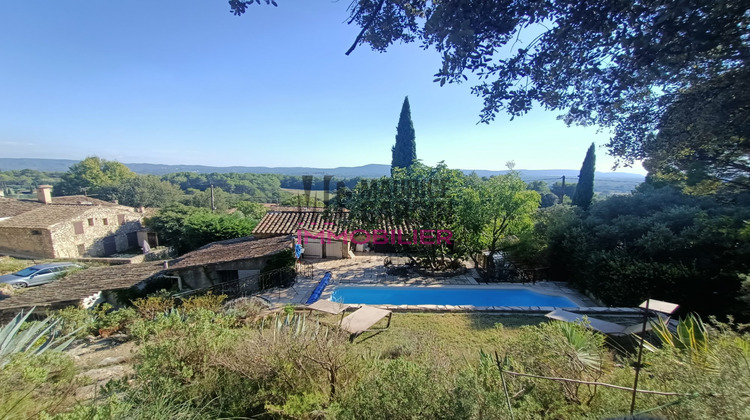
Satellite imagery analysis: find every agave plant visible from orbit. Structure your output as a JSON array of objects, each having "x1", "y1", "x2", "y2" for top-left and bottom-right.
[
  {"x1": 650, "y1": 313, "x2": 709, "y2": 352},
  {"x1": 0, "y1": 307, "x2": 78, "y2": 367}
]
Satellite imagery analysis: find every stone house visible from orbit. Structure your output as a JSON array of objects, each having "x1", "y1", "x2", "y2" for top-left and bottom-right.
[
  {"x1": 166, "y1": 235, "x2": 294, "y2": 290},
  {"x1": 0, "y1": 185, "x2": 152, "y2": 259}
]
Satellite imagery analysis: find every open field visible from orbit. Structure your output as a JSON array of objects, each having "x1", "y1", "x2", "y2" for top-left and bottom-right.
[{"x1": 281, "y1": 188, "x2": 337, "y2": 198}]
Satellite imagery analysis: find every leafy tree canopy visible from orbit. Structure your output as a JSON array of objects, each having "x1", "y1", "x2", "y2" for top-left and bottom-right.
[
  {"x1": 100, "y1": 175, "x2": 184, "y2": 208},
  {"x1": 232, "y1": 0, "x2": 749, "y2": 169},
  {"x1": 643, "y1": 67, "x2": 750, "y2": 192},
  {"x1": 55, "y1": 156, "x2": 135, "y2": 196}
]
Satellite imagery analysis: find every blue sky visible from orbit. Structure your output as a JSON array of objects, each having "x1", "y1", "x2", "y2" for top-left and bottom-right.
[{"x1": 0, "y1": 1, "x2": 645, "y2": 174}]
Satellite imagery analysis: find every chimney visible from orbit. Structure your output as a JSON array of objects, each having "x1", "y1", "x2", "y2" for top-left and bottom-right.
[{"x1": 37, "y1": 185, "x2": 53, "y2": 204}]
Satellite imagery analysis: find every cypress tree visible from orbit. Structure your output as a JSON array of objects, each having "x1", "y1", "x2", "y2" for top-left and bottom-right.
[
  {"x1": 391, "y1": 96, "x2": 417, "y2": 174},
  {"x1": 572, "y1": 143, "x2": 596, "y2": 210}
]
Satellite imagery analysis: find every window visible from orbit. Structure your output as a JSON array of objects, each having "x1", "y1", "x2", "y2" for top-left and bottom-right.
[
  {"x1": 73, "y1": 221, "x2": 84, "y2": 235},
  {"x1": 102, "y1": 218, "x2": 109, "y2": 226},
  {"x1": 88, "y1": 218, "x2": 94, "y2": 226},
  {"x1": 30, "y1": 229, "x2": 41, "y2": 235},
  {"x1": 117, "y1": 214, "x2": 125, "y2": 225},
  {"x1": 77, "y1": 244, "x2": 86, "y2": 255}
]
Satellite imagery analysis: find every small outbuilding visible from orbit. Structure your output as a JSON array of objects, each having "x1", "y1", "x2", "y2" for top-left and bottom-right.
[{"x1": 166, "y1": 235, "x2": 294, "y2": 290}]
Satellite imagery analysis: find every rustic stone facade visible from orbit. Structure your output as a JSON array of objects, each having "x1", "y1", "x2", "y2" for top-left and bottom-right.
[
  {"x1": 0, "y1": 226, "x2": 54, "y2": 258},
  {"x1": 176, "y1": 257, "x2": 276, "y2": 290},
  {"x1": 0, "y1": 204, "x2": 148, "y2": 259},
  {"x1": 49, "y1": 206, "x2": 145, "y2": 258}
]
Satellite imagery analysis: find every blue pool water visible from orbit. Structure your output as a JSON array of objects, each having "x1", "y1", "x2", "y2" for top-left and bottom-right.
[{"x1": 330, "y1": 286, "x2": 577, "y2": 307}]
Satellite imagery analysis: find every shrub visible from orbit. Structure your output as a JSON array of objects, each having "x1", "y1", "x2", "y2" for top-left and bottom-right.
[
  {"x1": 179, "y1": 292, "x2": 226, "y2": 313},
  {"x1": 331, "y1": 358, "x2": 450, "y2": 420},
  {"x1": 1, "y1": 352, "x2": 78, "y2": 419},
  {"x1": 132, "y1": 294, "x2": 175, "y2": 320},
  {"x1": 94, "y1": 304, "x2": 138, "y2": 337},
  {"x1": 223, "y1": 296, "x2": 269, "y2": 320},
  {"x1": 53, "y1": 306, "x2": 96, "y2": 338}
]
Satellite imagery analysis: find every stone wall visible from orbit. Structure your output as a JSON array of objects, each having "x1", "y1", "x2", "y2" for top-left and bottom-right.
[
  {"x1": 50, "y1": 207, "x2": 146, "y2": 258},
  {"x1": 0, "y1": 227, "x2": 55, "y2": 258},
  {"x1": 175, "y1": 256, "x2": 275, "y2": 290}
]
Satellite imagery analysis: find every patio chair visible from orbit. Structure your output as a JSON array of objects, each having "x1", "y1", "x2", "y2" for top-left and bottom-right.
[
  {"x1": 339, "y1": 306, "x2": 393, "y2": 342},
  {"x1": 545, "y1": 300, "x2": 678, "y2": 336},
  {"x1": 545, "y1": 309, "x2": 654, "y2": 336}
]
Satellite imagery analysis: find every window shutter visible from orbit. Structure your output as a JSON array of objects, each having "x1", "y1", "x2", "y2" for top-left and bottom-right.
[{"x1": 73, "y1": 221, "x2": 84, "y2": 235}]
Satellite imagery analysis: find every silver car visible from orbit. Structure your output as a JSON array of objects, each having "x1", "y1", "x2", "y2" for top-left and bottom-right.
[{"x1": 0, "y1": 263, "x2": 82, "y2": 288}]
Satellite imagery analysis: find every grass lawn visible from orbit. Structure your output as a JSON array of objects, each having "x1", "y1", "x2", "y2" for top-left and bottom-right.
[
  {"x1": 0, "y1": 256, "x2": 36, "y2": 275},
  {"x1": 315, "y1": 312, "x2": 547, "y2": 363},
  {"x1": 281, "y1": 188, "x2": 336, "y2": 199}
]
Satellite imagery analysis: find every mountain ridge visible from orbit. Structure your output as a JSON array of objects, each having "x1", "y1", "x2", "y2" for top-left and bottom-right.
[{"x1": 0, "y1": 158, "x2": 645, "y2": 180}]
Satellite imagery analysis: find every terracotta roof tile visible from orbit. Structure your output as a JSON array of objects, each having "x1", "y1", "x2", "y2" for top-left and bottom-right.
[
  {"x1": 0, "y1": 205, "x2": 96, "y2": 228},
  {"x1": 169, "y1": 235, "x2": 293, "y2": 270},
  {"x1": 253, "y1": 211, "x2": 349, "y2": 236},
  {"x1": 0, "y1": 198, "x2": 42, "y2": 218},
  {"x1": 0, "y1": 262, "x2": 165, "y2": 311}
]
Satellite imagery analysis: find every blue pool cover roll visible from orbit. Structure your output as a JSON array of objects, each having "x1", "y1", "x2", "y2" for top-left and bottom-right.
[{"x1": 305, "y1": 271, "x2": 333, "y2": 305}]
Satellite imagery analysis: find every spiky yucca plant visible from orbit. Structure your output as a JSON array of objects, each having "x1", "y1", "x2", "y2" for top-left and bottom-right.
[{"x1": 0, "y1": 307, "x2": 78, "y2": 367}]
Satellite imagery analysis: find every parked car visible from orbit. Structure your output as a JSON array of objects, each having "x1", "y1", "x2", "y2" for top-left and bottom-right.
[{"x1": 0, "y1": 263, "x2": 82, "y2": 288}]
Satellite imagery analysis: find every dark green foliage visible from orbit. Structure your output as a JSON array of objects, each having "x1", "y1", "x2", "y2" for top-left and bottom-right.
[
  {"x1": 391, "y1": 96, "x2": 417, "y2": 174},
  {"x1": 572, "y1": 143, "x2": 596, "y2": 210},
  {"x1": 100, "y1": 175, "x2": 183, "y2": 208},
  {"x1": 551, "y1": 181, "x2": 577, "y2": 201},
  {"x1": 161, "y1": 171, "x2": 282, "y2": 203},
  {"x1": 523, "y1": 186, "x2": 750, "y2": 317},
  {"x1": 144, "y1": 204, "x2": 256, "y2": 255},
  {"x1": 261, "y1": 248, "x2": 295, "y2": 273},
  {"x1": 55, "y1": 156, "x2": 135, "y2": 196},
  {"x1": 644, "y1": 68, "x2": 750, "y2": 192},
  {"x1": 0, "y1": 170, "x2": 62, "y2": 195},
  {"x1": 233, "y1": 201, "x2": 267, "y2": 220},
  {"x1": 348, "y1": 162, "x2": 466, "y2": 269},
  {"x1": 181, "y1": 213, "x2": 257, "y2": 255},
  {"x1": 322, "y1": 0, "x2": 750, "y2": 170}
]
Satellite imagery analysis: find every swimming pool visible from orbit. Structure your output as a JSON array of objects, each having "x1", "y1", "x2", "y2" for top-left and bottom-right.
[{"x1": 330, "y1": 286, "x2": 578, "y2": 307}]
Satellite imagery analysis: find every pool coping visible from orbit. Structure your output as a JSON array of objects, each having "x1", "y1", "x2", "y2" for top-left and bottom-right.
[{"x1": 350, "y1": 304, "x2": 644, "y2": 316}]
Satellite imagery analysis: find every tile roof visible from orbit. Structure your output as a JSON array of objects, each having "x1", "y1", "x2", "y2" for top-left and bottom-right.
[
  {"x1": 47, "y1": 196, "x2": 118, "y2": 206},
  {"x1": 15, "y1": 195, "x2": 118, "y2": 206},
  {"x1": 168, "y1": 235, "x2": 293, "y2": 270},
  {"x1": 0, "y1": 262, "x2": 165, "y2": 311},
  {"x1": 0, "y1": 205, "x2": 96, "y2": 228},
  {"x1": 253, "y1": 211, "x2": 349, "y2": 236},
  {"x1": 0, "y1": 198, "x2": 144, "y2": 229},
  {"x1": 252, "y1": 210, "x2": 419, "y2": 237},
  {"x1": 0, "y1": 198, "x2": 42, "y2": 218}
]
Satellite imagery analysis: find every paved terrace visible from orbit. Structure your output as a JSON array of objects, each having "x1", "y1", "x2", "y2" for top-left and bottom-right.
[{"x1": 259, "y1": 255, "x2": 598, "y2": 308}]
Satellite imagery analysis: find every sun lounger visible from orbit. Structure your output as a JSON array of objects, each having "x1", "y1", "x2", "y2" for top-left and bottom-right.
[
  {"x1": 639, "y1": 299, "x2": 679, "y2": 315},
  {"x1": 306, "y1": 300, "x2": 350, "y2": 315},
  {"x1": 545, "y1": 309, "x2": 653, "y2": 336},
  {"x1": 339, "y1": 306, "x2": 392, "y2": 341}
]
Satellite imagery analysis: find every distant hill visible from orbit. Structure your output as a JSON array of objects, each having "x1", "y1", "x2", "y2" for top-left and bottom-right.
[{"x1": 0, "y1": 158, "x2": 644, "y2": 194}]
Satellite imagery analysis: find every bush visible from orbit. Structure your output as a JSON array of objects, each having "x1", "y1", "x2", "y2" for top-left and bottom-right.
[
  {"x1": 94, "y1": 304, "x2": 138, "y2": 337},
  {"x1": 132, "y1": 294, "x2": 175, "y2": 320},
  {"x1": 53, "y1": 306, "x2": 95, "y2": 338},
  {"x1": 179, "y1": 292, "x2": 226, "y2": 313},
  {"x1": 54, "y1": 304, "x2": 138, "y2": 338},
  {"x1": 331, "y1": 358, "x2": 451, "y2": 420},
  {"x1": 1, "y1": 352, "x2": 78, "y2": 419}
]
